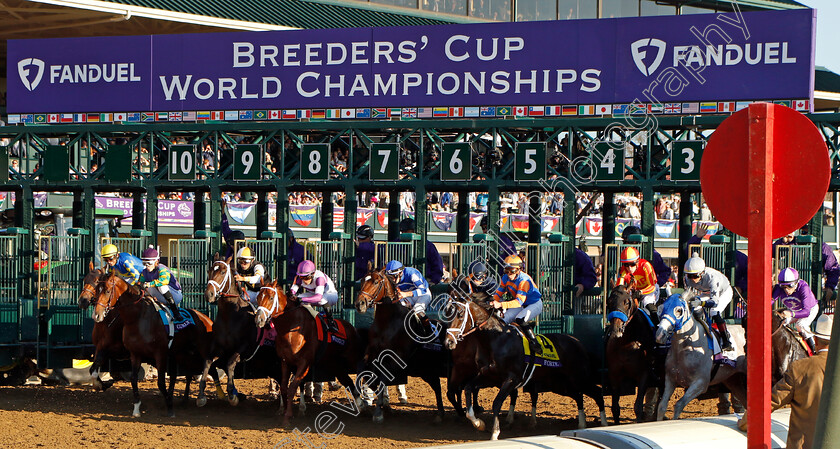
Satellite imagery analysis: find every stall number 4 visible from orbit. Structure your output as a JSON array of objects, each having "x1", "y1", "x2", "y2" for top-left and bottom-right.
[{"x1": 600, "y1": 148, "x2": 616, "y2": 174}]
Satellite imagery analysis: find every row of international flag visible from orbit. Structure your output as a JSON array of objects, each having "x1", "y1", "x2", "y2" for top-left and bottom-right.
[{"x1": 6, "y1": 100, "x2": 810, "y2": 125}]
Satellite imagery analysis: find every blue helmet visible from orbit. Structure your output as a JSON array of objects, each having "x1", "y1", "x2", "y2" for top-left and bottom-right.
[{"x1": 385, "y1": 260, "x2": 404, "y2": 276}]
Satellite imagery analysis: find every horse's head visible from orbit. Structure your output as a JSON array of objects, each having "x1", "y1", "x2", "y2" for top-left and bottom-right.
[
  {"x1": 355, "y1": 268, "x2": 395, "y2": 314},
  {"x1": 444, "y1": 298, "x2": 492, "y2": 350},
  {"x1": 448, "y1": 275, "x2": 472, "y2": 302},
  {"x1": 655, "y1": 291, "x2": 693, "y2": 344},
  {"x1": 606, "y1": 284, "x2": 635, "y2": 338},
  {"x1": 93, "y1": 272, "x2": 130, "y2": 323},
  {"x1": 206, "y1": 253, "x2": 235, "y2": 304},
  {"x1": 78, "y1": 261, "x2": 104, "y2": 309},
  {"x1": 255, "y1": 280, "x2": 288, "y2": 328}
]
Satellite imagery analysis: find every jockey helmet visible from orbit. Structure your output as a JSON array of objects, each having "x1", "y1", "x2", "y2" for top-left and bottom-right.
[
  {"x1": 399, "y1": 218, "x2": 416, "y2": 233},
  {"x1": 385, "y1": 260, "x2": 404, "y2": 277},
  {"x1": 620, "y1": 247, "x2": 640, "y2": 263},
  {"x1": 779, "y1": 267, "x2": 799, "y2": 287},
  {"x1": 226, "y1": 230, "x2": 245, "y2": 245},
  {"x1": 141, "y1": 246, "x2": 159, "y2": 261},
  {"x1": 356, "y1": 225, "x2": 374, "y2": 240},
  {"x1": 470, "y1": 262, "x2": 488, "y2": 282},
  {"x1": 504, "y1": 255, "x2": 523, "y2": 268},
  {"x1": 236, "y1": 247, "x2": 254, "y2": 260},
  {"x1": 684, "y1": 255, "x2": 706, "y2": 275},
  {"x1": 297, "y1": 260, "x2": 316, "y2": 277},
  {"x1": 101, "y1": 244, "x2": 119, "y2": 259},
  {"x1": 621, "y1": 225, "x2": 642, "y2": 241}
]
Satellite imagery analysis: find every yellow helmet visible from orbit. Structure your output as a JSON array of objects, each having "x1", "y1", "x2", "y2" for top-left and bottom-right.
[
  {"x1": 504, "y1": 255, "x2": 523, "y2": 268},
  {"x1": 236, "y1": 247, "x2": 254, "y2": 260},
  {"x1": 101, "y1": 244, "x2": 118, "y2": 259}
]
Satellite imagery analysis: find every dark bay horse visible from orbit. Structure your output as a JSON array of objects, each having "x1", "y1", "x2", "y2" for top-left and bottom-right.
[
  {"x1": 770, "y1": 311, "x2": 810, "y2": 383},
  {"x1": 446, "y1": 275, "x2": 489, "y2": 417},
  {"x1": 78, "y1": 262, "x2": 125, "y2": 391},
  {"x1": 255, "y1": 280, "x2": 364, "y2": 426},
  {"x1": 93, "y1": 272, "x2": 215, "y2": 417},
  {"x1": 355, "y1": 268, "x2": 452, "y2": 424},
  {"x1": 444, "y1": 296, "x2": 608, "y2": 440},
  {"x1": 199, "y1": 255, "x2": 281, "y2": 407},
  {"x1": 605, "y1": 284, "x2": 662, "y2": 423}
]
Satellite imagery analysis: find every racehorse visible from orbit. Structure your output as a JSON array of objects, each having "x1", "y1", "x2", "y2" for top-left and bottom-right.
[
  {"x1": 255, "y1": 279, "x2": 364, "y2": 426},
  {"x1": 605, "y1": 284, "x2": 662, "y2": 423},
  {"x1": 199, "y1": 254, "x2": 281, "y2": 407},
  {"x1": 78, "y1": 262, "x2": 125, "y2": 391},
  {"x1": 93, "y1": 272, "x2": 215, "y2": 417},
  {"x1": 769, "y1": 311, "x2": 809, "y2": 383},
  {"x1": 655, "y1": 291, "x2": 747, "y2": 421},
  {"x1": 445, "y1": 275, "x2": 489, "y2": 418},
  {"x1": 355, "y1": 268, "x2": 452, "y2": 424},
  {"x1": 445, "y1": 296, "x2": 608, "y2": 440}
]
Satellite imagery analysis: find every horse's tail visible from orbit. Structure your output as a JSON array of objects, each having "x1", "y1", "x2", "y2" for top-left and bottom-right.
[{"x1": 191, "y1": 309, "x2": 214, "y2": 333}]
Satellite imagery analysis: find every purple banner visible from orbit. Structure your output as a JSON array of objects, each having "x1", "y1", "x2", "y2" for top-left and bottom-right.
[
  {"x1": 8, "y1": 9, "x2": 814, "y2": 113},
  {"x1": 94, "y1": 196, "x2": 193, "y2": 225}
]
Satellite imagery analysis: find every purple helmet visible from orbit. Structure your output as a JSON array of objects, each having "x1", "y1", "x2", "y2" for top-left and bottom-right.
[
  {"x1": 141, "y1": 247, "x2": 159, "y2": 261},
  {"x1": 778, "y1": 267, "x2": 799, "y2": 287},
  {"x1": 297, "y1": 260, "x2": 316, "y2": 277}
]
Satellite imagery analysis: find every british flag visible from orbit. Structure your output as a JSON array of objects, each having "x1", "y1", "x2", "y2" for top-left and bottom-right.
[
  {"x1": 664, "y1": 103, "x2": 682, "y2": 114},
  {"x1": 402, "y1": 108, "x2": 418, "y2": 118}
]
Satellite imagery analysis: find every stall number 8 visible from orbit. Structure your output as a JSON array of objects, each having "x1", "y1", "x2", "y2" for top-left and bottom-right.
[
  {"x1": 309, "y1": 150, "x2": 322, "y2": 174},
  {"x1": 172, "y1": 150, "x2": 193, "y2": 175}
]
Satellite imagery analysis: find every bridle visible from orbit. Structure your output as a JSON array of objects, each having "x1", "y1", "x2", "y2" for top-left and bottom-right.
[
  {"x1": 445, "y1": 299, "x2": 493, "y2": 343},
  {"x1": 357, "y1": 271, "x2": 399, "y2": 309},
  {"x1": 256, "y1": 285, "x2": 281, "y2": 323},
  {"x1": 606, "y1": 289, "x2": 637, "y2": 334},
  {"x1": 208, "y1": 260, "x2": 239, "y2": 300}
]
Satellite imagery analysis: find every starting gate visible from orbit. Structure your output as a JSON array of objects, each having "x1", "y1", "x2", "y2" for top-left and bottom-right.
[
  {"x1": 168, "y1": 238, "x2": 214, "y2": 315},
  {"x1": 302, "y1": 240, "x2": 347, "y2": 313},
  {"x1": 774, "y1": 244, "x2": 814, "y2": 308},
  {"x1": 374, "y1": 241, "x2": 415, "y2": 269},
  {"x1": 0, "y1": 233, "x2": 24, "y2": 364},
  {"x1": 525, "y1": 243, "x2": 567, "y2": 333},
  {"x1": 602, "y1": 242, "x2": 642, "y2": 308},
  {"x1": 444, "y1": 242, "x2": 488, "y2": 278},
  {"x1": 688, "y1": 240, "x2": 746, "y2": 318},
  {"x1": 100, "y1": 236, "x2": 147, "y2": 261}
]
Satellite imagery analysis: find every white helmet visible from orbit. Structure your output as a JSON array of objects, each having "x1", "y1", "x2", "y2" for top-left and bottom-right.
[
  {"x1": 684, "y1": 254, "x2": 706, "y2": 275},
  {"x1": 236, "y1": 246, "x2": 254, "y2": 260}
]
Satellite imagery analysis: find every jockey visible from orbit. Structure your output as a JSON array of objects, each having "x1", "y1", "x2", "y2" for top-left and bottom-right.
[
  {"x1": 233, "y1": 246, "x2": 267, "y2": 305},
  {"x1": 616, "y1": 247, "x2": 660, "y2": 323},
  {"x1": 684, "y1": 255, "x2": 734, "y2": 352},
  {"x1": 139, "y1": 247, "x2": 184, "y2": 320},
  {"x1": 622, "y1": 226, "x2": 671, "y2": 297},
  {"x1": 101, "y1": 244, "x2": 142, "y2": 286},
  {"x1": 385, "y1": 260, "x2": 433, "y2": 332},
  {"x1": 464, "y1": 260, "x2": 497, "y2": 302},
  {"x1": 492, "y1": 255, "x2": 543, "y2": 354},
  {"x1": 290, "y1": 260, "x2": 339, "y2": 332},
  {"x1": 355, "y1": 225, "x2": 376, "y2": 281},
  {"x1": 772, "y1": 267, "x2": 819, "y2": 353}
]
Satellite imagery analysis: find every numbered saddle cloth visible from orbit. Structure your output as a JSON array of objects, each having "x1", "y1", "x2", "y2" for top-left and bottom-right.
[{"x1": 522, "y1": 334, "x2": 561, "y2": 368}]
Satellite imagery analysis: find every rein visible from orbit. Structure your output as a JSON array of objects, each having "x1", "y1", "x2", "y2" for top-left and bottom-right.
[
  {"x1": 358, "y1": 273, "x2": 400, "y2": 307},
  {"x1": 256, "y1": 286, "x2": 281, "y2": 322},
  {"x1": 447, "y1": 300, "x2": 494, "y2": 342}
]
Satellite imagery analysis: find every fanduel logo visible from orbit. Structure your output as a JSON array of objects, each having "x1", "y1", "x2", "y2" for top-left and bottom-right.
[
  {"x1": 18, "y1": 58, "x2": 45, "y2": 91},
  {"x1": 631, "y1": 38, "x2": 666, "y2": 77}
]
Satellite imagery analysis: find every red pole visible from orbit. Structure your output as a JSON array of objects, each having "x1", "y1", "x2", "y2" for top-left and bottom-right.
[{"x1": 746, "y1": 103, "x2": 773, "y2": 449}]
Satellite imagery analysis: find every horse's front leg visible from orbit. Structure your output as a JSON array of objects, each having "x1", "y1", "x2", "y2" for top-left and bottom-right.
[
  {"x1": 226, "y1": 353, "x2": 242, "y2": 405},
  {"x1": 506, "y1": 388, "x2": 518, "y2": 426},
  {"x1": 464, "y1": 377, "x2": 485, "y2": 431},
  {"x1": 130, "y1": 355, "x2": 143, "y2": 418},
  {"x1": 490, "y1": 378, "x2": 517, "y2": 440},
  {"x1": 161, "y1": 356, "x2": 175, "y2": 417},
  {"x1": 633, "y1": 372, "x2": 649, "y2": 422},
  {"x1": 421, "y1": 374, "x2": 445, "y2": 423},
  {"x1": 656, "y1": 376, "x2": 676, "y2": 421},
  {"x1": 196, "y1": 358, "x2": 213, "y2": 407},
  {"x1": 673, "y1": 379, "x2": 708, "y2": 420}
]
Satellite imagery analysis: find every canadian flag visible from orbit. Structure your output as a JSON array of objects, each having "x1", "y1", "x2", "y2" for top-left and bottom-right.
[
  {"x1": 47, "y1": 114, "x2": 59, "y2": 123},
  {"x1": 794, "y1": 100, "x2": 809, "y2": 111},
  {"x1": 269, "y1": 110, "x2": 280, "y2": 120},
  {"x1": 585, "y1": 218, "x2": 603, "y2": 236},
  {"x1": 514, "y1": 106, "x2": 527, "y2": 116}
]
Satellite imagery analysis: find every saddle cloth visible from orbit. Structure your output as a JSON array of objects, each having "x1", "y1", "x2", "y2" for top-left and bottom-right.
[
  {"x1": 312, "y1": 311, "x2": 347, "y2": 345},
  {"x1": 522, "y1": 334, "x2": 561, "y2": 368},
  {"x1": 72, "y1": 359, "x2": 93, "y2": 370}
]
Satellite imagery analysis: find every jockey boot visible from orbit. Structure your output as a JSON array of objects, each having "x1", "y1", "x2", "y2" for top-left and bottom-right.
[
  {"x1": 713, "y1": 315, "x2": 733, "y2": 352},
  {"x1": 418, "y1": 312, "x2": 434, "y2": 335},
  {"x1": 806, "y1": 336, "x2": 817, "y2": 354},
  {"x1": 516, "y1": 318, "x2": 542, "y2": 355},
  {"x1": 644, "y1": 303, "x2": 660, "y2": 326},
  {"x1": 163, "y1": 291, "x2": 182, "y2": 320},
  {"x1": 324, "y1": 309, "x2": 339, "y2": 334}
]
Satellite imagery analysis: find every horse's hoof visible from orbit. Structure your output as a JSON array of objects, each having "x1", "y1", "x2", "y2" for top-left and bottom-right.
[
  {"x1": 491, "y1": 430, "x2": 500, "y2": 440},
  {"x1": 373, "y1": 414, "x2": 384, "y2": 424},
  {"x1": 167, "y1": 411, "x2": 175, "y2": 418},
  {"x1": 433, "y1": 414, "x2": 443, "y2": 424},
  {"x1": 528, "y1": 419, "x2": 537, "y2": 429},
  {"x1": 132, "y1": 411, "x2": 141, "y2": 418},
  {"x1": 229, "y1": 394, "x2": 240, "y2": 406},
  {"x1": 196, "y1": 396, "x2": 207, "y2": 408},
  {"x1": 473, "y1": 419, "x2": 486, "y2": 431}
]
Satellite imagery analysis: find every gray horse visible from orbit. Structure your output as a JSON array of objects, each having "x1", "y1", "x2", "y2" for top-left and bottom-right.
[{"x1": 654, "y1": 291, "x2": 747, "y2": 420}]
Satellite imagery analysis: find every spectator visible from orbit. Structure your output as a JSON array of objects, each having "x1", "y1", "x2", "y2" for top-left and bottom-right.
[{"x1": 574, "y1": 247, "x2": 597, "y2": 297}]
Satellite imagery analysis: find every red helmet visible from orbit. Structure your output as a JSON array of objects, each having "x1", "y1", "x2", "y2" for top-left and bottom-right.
[{"x1": 620, "y1": 247, "x2": 640, "y2": 263}]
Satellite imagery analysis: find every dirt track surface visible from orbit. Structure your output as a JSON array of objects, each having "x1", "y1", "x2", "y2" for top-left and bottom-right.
[{"x1": 0, "y1": 377, "x2": 725, "y2": 448}]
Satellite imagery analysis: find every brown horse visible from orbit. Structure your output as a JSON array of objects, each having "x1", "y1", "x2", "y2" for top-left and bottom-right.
[
  {"x1": 93, "y1": 272, "x2": 215, "y2": 417},
  {"x1": 770, "y1": 311, "x2": 810, "y2": 384},
  {"x1": 199, "y1": 254, "x2": 281, "y2": 407},
  {"x1": 605, "y1": 284, "x2": 662, "y2": 423},
  {"x1": 78, "y1": 262, "x2": 125, "y2": 391},
  {"x1": 445, "y1": 296, "x2": 608, "y2": 440},
  {"x1": 255, "y1": 279, "x2": 364, "y2": 426},
  {"x1": 355, "y1": 268, "x2": 452, "y2": 424}
]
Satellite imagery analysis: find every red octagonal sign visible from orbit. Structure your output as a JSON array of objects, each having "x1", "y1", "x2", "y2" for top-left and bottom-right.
[{"x1": 700, "y1": 104, "x2": 830, "y2": 238}]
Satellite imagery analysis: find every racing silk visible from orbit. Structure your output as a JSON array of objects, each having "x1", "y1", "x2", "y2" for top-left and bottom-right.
[
  {"x1": 574, "y1": 248, "x2": 597, "y2": 291},
  {"x1": 822, "y1": 243, "x2": 840, "y2": 290},
  {"x1": 287, "y1": 240, "x2": 305, "y2": 284},
  {"x1": 111, "y1": 253, "x2": 143, "y2": 285},
  {"x1": 493, "y1": 272, "x2": 542, "y2": 308},
  {"x1": 617, "y1": 259, "x2": 657, "y2": 295},
  {"x1": 396, "y1": 267, "x2": 430, "y2": 297},
  {"x1": 290, "y1": 270, "x2": 336, "y2": 304},
  {"x1": 684, "y1": 267, "x2": 732, "y2": 307},
  {"x1": 772, "y1": 280, "x2": 819, "y2": 320},
  {"x1": 498, "y1": 234, "x2": 517, "y2": 259},
  {"x1": 355, "y1": 241, "x2": 376, "y2": 281},
  {"x1": 652, "y1": 250, "x2": 672, "y2": 287},
  {"x1": 465, "y1": 274, "x2": 497, "y2": 302},
  {"x1": 237, "y1": 261, "x2": 267, "y2": 292},
  {"x1": 141, "y1": 264, "x2": 182, "y2": 291}
]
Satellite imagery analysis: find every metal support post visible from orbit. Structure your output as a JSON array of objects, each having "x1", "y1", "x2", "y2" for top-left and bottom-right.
[
  {"x1": 276, "y1": 186, "x2": 289, "y2": 284},
  {"x1": 321, "y1": 196, "x2": 334, "y2": 241},
  {"x1": 415, "y1": 185, "x2": 427, "y2": 275},
  {"x1": 256, "y1": 191, "x2": 269, "y2": 238},
  {"x1": 388, "y1": 191, "x2": 401, "y2": 242},
  {"x1": 641, "y1": 187, "x2": 655, "y2": 261},
  {"x1": 528, "y1": 193, "x2": 541, "y2": 244},
  {"x1": 145, "y1": 186, "x2": 158, "y2": 245},
  {"x1": 343, "y1": 187, "x2": 358, "y2": 305},
  {"x1": 678, "y1": 190, "x2": 694, "y2": 287},
  {"x1": 456, "y1": 192, "x2": 470, "y2": 244}
]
